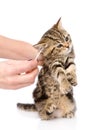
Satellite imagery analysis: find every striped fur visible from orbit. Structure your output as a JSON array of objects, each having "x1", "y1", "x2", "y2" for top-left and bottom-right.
[{"x1": 17, "y1": 18, "x2": 77, "y2": 120}]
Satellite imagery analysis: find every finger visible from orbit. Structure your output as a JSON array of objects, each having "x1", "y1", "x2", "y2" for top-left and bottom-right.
[
  {"x1": 16, "y1": 68, "x2": 39, "y2": 84},
  {"x1": 35, "y1": 53, "x2": 44, "y2": 66},
  {"x1": 8, "y1": 60, "x2": 38, "y2": 74},
  {"x1": 5, "y1": 83, "x2": 33, "y2": 90},
  {"x1": 6, "y1": 68, "x2": 39, "y2": 86},
  {"x1": 37, "y1": 60, "x2": 44, "y2": 66},
  {"x1": 36, "y1": 53, "x2": 44, "y2": 61}
]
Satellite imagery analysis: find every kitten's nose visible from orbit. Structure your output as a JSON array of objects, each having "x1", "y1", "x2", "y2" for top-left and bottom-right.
[{"x1": 64, "y1": 42, "x2": 69, "y2": 48}]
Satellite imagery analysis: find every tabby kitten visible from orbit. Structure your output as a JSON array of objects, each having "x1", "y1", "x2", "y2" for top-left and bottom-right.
[{"x1": 17, "y1": 18, "x2": 77, "y2": 120}]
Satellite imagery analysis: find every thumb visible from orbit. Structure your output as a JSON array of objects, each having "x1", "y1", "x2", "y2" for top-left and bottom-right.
[{"x1": 8, "y1": 60, "x2": 38, "y2": 74}]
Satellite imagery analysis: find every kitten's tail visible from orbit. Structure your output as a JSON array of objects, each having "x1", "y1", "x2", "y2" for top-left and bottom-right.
[{"x1": 17, "y1": 103, "x2": 37, "y2": 111}]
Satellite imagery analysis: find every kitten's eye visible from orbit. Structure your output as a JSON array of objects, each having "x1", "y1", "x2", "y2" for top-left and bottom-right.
[
  {"x1": 57, "y1": 43, "x2": 63, "y2": 48},
  {"x1": 65, "y1": 36, "x2": 69, "y2": 42}
]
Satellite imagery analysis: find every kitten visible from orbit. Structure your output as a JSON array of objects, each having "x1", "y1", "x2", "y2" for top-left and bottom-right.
[{"x1": 17, "y1": 18, "x2": 77, "y2": 120}]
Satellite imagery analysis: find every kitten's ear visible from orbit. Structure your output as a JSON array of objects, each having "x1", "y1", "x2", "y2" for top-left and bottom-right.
[
  {"x1": 53, "y1": 17, "x2": 64, "y2": 30},
  {"x1": 33, "y1": 44, "x2": 42, "y2": 50},
  {"x1": 33, "y1": 43, "x2": 47, "y2": 51}
]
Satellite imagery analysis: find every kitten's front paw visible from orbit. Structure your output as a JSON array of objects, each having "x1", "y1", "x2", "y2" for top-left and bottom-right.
[
  {"x1": 67, "y1": 73, "x2": 77, "y2": 86},
  {"x1": 60, "y1": 80, "x2": 72, "y2": 94},
  {"x1": 63, "y1": 111, "x2": 75, "y2": 118},
  {"x1": 68, "y1": 77, "x2": 77, "y2": 86}
]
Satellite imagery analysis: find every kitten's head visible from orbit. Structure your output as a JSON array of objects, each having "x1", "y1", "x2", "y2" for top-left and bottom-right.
[{"x1": 34, "y1": 18, "x2": 73, "y2": 58}]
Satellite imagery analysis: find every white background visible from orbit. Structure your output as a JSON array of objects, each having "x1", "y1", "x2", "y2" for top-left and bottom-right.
[{"x1": 0, "y1": 0, "x2": 108, "y2": 130}]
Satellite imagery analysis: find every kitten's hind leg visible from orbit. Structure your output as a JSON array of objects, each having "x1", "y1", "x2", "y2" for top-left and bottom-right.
[
  {"x1": 39, "y1": 99, "x2": 57, "y2": 120},
  {"x1": 59, "y1": 95, "x2": 76, "y2": 118},
  {"x1": 63, "y1": 111, "x2": 75, "y2": 118},
  {"x1": 45, "y1": 103, "x2": 57, "y2": 115},
  {"x1": 17, "y1": 103, "x2": 37, "y2": 111}
]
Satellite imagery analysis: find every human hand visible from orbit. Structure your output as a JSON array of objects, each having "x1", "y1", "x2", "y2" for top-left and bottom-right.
[{"x1": 0, "y1": 60, "x2": 39, "y2": 90}]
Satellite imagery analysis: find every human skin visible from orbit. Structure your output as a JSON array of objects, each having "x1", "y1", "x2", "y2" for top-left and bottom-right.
[
  {"x1": 0, "y1": 35, "x2": 38, "y2": 60},
  {"x1": 0, "y1": 60, "x2": 39, "y2": 89},
  {"x1": 0, "y1": 35, "x2": 43, "y2": 89}
]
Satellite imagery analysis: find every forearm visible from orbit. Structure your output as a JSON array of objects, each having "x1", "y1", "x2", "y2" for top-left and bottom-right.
[{"x1": 0, "y1": 35, "x2": 37, "y2": 60}]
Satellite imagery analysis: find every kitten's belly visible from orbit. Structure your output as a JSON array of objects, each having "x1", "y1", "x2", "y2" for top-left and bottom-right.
[{"x1": 53, "y1": 109, "x2": 63, "y2": 118}]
